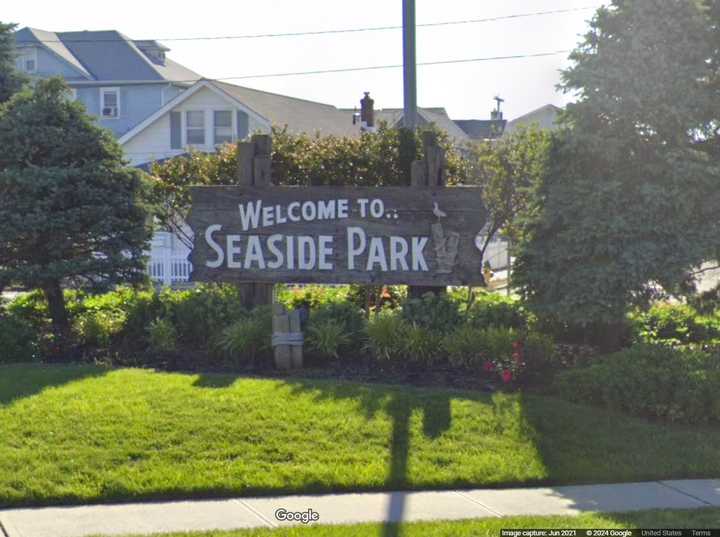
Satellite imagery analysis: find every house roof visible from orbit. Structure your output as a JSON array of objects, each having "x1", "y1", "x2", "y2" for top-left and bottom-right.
[
  {"x1": 118, "y1": 79, "x2": 271, "y2": 145},
  {"x1": 215, "y1": 81, "x2": 359, "y2": 138},
  {"x1": 343, "y1": 107, "x2": 471, "y2": 143},
  {"x1": 14, "y1": 27, "x2": 92, "y2": 79},
  {"x1": 14, "y1": 27, "x2": 201, "y2": 82},
  {"x1": 505, "y1": 104, "x2": 562, "y2": 135},
  {"x1": 454, "y1": 119, "x2": 507, "y2": 140},
  {"x1": 120, "y1": 79, "x2": 362, "y2": 145}
]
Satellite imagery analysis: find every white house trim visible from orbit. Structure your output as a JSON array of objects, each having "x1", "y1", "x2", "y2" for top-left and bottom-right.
[
  {"x1": 100, "y1": 87, "x2": 121, "y2": 119},
  {"x1": 118, "y1": 79, "x2": 269, "y2": 145}
]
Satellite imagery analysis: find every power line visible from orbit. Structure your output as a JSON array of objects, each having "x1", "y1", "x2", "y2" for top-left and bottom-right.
[
  {"x1": 176, "y1": 50, "x2": 571, "y2": 82},
  {"x1": 26, "y1": 6, "x2": 598, "y2": 44}
]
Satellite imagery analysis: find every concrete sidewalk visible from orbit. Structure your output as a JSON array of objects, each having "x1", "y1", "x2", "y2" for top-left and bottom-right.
[{"x1": 1, "y1": 480, "x2": 719, "y2": 537}]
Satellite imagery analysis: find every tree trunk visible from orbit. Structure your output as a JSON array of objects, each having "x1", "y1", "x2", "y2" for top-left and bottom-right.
[
  {"x1": 593, "y1": 321, "x2": 629, "y2": 353},
  {"x1": 43, "y1": 280, "x2": 71, "y2": 360}
]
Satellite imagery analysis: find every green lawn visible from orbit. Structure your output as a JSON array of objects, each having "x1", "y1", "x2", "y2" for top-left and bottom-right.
[
  {"x1": 2, "y1": 364, "x2": 720, "y2": 507},
  {"x1": 105, "y1": 509, "x2": 720, "y2": 537}
]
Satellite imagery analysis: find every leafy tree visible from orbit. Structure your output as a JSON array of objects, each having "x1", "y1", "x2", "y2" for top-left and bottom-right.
[
  {"x1": 0, "y1": 79, "x2": 151, "y2": 353},
  {"x1": 512, "y1": 0, "x2": 720, "y2": 347},
  {"x1": 0, "y1": 22, "x2": 26, "y2": 103},
  {"x1": 149, "y1": 124, "x2": 472, "y2": 250},
  {"x1": 468, "y1": 126, "x2": 551, "y2": 273}
]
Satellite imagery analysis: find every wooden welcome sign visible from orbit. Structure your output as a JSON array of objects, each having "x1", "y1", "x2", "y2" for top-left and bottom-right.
[
  {"x1": 188, "y1": 186, "x2": 486, "y2": 286},
  {"x1": 187, "y1": 134, "x2": 488, "y2": 287}
]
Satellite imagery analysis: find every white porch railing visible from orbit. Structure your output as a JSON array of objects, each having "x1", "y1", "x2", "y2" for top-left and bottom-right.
[{"x1": 147, "y1": 253, "x2": 192, "y2": 286}]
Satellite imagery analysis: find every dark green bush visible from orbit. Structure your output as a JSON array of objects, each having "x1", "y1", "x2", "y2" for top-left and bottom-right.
[
  {"x1": 465, "y1": 293, "x2": 529, "y2": 330},
  {"x1": 0, "y1": 315, "x2": 41, "y2": 363},
  {"x1": 148, "y1": 318, "x2": 178, "y2": 354},
  {"x1": 519, "y1": 331, "x2": 558, "y2": 382},
  {"x1": 555, "y1": 344, "x2": 720, "y2": 423},
  {"x1": 401, "y1": 293, "x2": 461, "y2": 333},
  {"x1": 309, "y1": 302, "x2": 365, "y2": 341},
  {"x1": 162, "y1": 284, "x2": 247, "y2": 348}
]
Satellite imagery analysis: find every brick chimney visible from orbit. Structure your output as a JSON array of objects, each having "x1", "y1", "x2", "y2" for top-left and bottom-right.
[{"x1": 360, "y1": 92, "x2": 375, "y2": 131}]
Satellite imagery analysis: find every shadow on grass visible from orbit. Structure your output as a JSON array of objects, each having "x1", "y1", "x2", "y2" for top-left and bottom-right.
[
  {"x1": 281, "y1": 377, "x2": 453, "y2": 537},
  {"x1": 191, "y1": 374, "x2": 239, "y2": 389},
  {"x1": 0, "y1": 363, "x2": 109, "y2": 406}
]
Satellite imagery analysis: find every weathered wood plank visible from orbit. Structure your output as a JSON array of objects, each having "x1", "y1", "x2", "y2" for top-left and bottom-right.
[
  {"x1": 187, "y1": 185, "x2": 487, "y2": 286},
  {"x1": 272, "y1": 303, "x2": 292, "y2": 370},
  {"x1": 288, "y1": 309, "x2": 303, "y2": 368}
]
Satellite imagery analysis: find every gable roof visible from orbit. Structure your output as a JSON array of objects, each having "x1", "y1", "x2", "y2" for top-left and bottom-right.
[
  {"x1": 454, "y1": 119, "x2": 507, "y2": 140},
  {"x1": 215, "y1": 82, "x2": 359, "y2": 138},
  {"x1": 118, "y1": 79, "x2": 270, "y2": 145},
  {"x1": 14, "y1": 27, "x2": 201, "y2": 82},
  {"x1": 369, "y1": 108, "x2": 471, "y2": 143},
  {"x1": 14, "y1": 27, "x2": 92, "y2": 79},
  {"x1": 505, "y1": 104, "x2": 562, "y2": 135}
]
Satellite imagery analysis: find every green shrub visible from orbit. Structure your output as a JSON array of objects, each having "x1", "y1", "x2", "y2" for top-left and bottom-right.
[
  {"x1": 465, "y1": 293, "x2": 529, "y2": 330},
  {"x1": 0, "y1": 315, "x2": 41, "y2": 363},
  {"x1": 306, "y1": 320, "x2": 350, "y2": 360},
  {"x1": 442, "y1": 325, "x2": 522, "y2": 382},
  {"x1": 403, "y1": 324, "x2": 441, "y2": 366},
  {"x1": 401, "y1": 293, "x2": 461, "y2": 333},
  {"x1": 442, "y1": 325, "x2": 486, "y2": 368},
  {"x1": 519, "y1": 331, "x2": 558, "y2": 381},
  {"x1": 277, "y1": 285, "x2": 350, "y2": 310},
  {"x1": 555, "y1": 344, "x2": 720, "y2": 423},
  {"x1": 214, "y1": 306, "x2": 272, "y2": 366},
  {"x1": 630, "y1": 303, "x2": 720, "y2": 345},
  {"x1": 309, "y1": 302, "x2": 365, "y2": 343},
  {"x1": 5, "y1": 291, "x2": 50, "y2": 333},
  {"x1": 74, "y1": 309, "x2": 125, "y2": 348},
  {"x1": 479, "y1": 326, "x2": 519, "y2": 367},
  {"x1": 148, "y1": 318, "x2": 178, "y2": 354},
  {"x1": 365, "y1": 312, "x2": 409, "y2": 362},
  {"x1": 161, "y1": 284, "x2": 247, "y2": 348}
]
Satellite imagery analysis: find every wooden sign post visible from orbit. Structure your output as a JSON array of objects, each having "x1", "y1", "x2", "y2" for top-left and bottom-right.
[
  {"x1": 235, "y1": 134, "x2": 274, "y2": 307},
  {"x1": 409, "y1": 131, "x2": 447, "y2": 298},
  {"x1": 187, "y1": 136, "x2": 488, "y2": 368}
]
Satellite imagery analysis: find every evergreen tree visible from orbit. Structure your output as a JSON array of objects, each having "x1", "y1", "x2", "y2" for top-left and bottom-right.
[
  {"x1": 512, "y1": 0, "x2": 720, "y2": 346},
  {"x1": 0, "y1": 22, "x2": 26, "y2": 103},
  {"x1": 0, "y1": 79, "x2": 151, "y2": 354}
]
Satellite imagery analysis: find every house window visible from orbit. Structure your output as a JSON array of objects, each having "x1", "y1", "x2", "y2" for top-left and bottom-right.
[
  {"x1": 214, "y1": 111, "x2": 233, "y2": 145},
  {"x1": 16, "y1": 48, "x2": 37, "y2": 73},
  {"x1": 186, "y1": 111, "x2": 205, "y2": 145},
  {"x1": 101, "y1": 88, "x2": 120, "y2": 118}
]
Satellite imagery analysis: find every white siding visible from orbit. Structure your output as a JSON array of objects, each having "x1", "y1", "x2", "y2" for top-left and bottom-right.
[
  {"x1": 123, "y1": 113, "x2": 183, "y2": 166},
  {"x1": 122, "y1": 86, "x2": 271, "y2": 167}
]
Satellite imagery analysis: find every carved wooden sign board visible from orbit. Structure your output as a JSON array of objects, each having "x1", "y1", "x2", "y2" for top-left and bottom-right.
[{"x1": 188, "y1": 186, "x2": 487, "y2": 286}]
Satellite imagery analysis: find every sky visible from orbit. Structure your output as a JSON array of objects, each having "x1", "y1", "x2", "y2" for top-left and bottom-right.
[{"x1": 6, "y1": 0, "x2": 606, "y2": 121}]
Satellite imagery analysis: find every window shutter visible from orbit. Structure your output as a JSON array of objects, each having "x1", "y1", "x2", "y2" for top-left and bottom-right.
[
  {"x1": 237, "y1": 111, "x2": 249, "y2": 140},
  {"x1": 170, "y1": 111, "x2": 182, "y2": 149}
]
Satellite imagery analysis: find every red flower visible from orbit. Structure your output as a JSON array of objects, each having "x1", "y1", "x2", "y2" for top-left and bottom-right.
[
  {"x1": 501, "y1": 369, "x2": 513, "y2": 384},
  {"x1": 512, "y1": 351, "x2": 523, "y2": 366},
  {"x1": 483, "y1": 360, "x2": 495, "y2": 372}
]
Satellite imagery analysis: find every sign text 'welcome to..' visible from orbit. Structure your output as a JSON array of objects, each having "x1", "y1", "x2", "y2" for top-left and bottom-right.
[{"x1": 187, "y1": 186, "x2": 487, "y2": 286}]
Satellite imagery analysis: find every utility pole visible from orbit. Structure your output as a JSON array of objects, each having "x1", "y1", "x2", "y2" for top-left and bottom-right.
[{"x1": 402, "y1": 0, "x2": 417, "y2": 130}]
